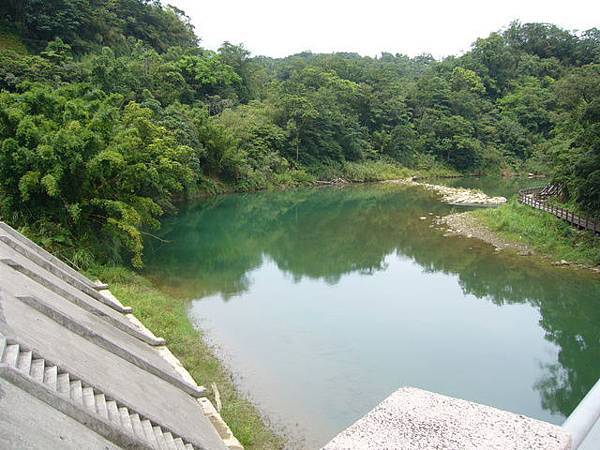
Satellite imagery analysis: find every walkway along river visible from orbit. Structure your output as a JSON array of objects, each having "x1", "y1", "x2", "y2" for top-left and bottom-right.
[{"x1": 144, "y1": 181, "x2": 600, "y2": 449}]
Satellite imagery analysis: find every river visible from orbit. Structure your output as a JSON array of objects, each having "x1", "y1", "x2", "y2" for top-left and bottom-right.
[{"x1": 145, "y1": 180, "x2": 600, "y2": 449}]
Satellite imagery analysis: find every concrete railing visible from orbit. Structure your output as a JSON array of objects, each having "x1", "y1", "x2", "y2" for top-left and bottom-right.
[{"x1": 563, "y1": 378, "x2": 600, "y2": 449}]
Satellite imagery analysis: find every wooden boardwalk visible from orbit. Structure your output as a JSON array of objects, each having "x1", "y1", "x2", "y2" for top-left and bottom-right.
[{"x1": 518, "y1": 187, "x2": 600, "y2": 234}]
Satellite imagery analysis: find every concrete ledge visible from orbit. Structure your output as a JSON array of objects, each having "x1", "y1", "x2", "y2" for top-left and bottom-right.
[
  {"x1": 0, "y1": 259, "x2": 162, "y2": 345},
  {"x1": 0, "y1": 236, "x2": 117, "y2": 309},
  {"x1": 0, "y1": 258, "x2": 132, "y2": 314},
  {"x1": 0, "y1": 222, "x2": 101, "y2": 291},
  {"x1": 16, "y1": 295, "x2": 205, "y2": 398},
  {"x1": 323, "y1": 387, "x2": 572, "y2": 450},
  {"x1": 100, "y1": 290, "x2": 166, "y2": 346},
  {"x1": 198, "y1": 397, "x2": 244, "y2": 450}
]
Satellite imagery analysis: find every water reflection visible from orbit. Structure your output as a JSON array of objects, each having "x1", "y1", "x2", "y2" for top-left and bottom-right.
[{"x1": 145, "y1": 183, "x2": 600, "y2": 445}]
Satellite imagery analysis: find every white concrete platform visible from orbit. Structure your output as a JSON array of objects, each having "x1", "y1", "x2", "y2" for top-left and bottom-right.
[{"x1": 323, "y1": 387, "x2": 572, "y2": 450}]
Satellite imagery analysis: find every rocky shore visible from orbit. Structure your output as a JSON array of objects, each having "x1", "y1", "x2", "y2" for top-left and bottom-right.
[
  {"x1": 384, "y1": 178, "x2": 507, "y2": 206},
  {"x1": 438, "y1": 212, "x2": 600, "y2": 273},
  {"x1": 437, "y1": 212, "x2": 530, "y2": 253}
]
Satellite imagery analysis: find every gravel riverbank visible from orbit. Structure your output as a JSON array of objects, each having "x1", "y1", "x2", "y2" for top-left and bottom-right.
[
  {"x1": 384, "y1": 178, "x2": 507, "y2": 206},
  {"x1": 437, "y1": 212, "x2": 531, "y2": 254}
]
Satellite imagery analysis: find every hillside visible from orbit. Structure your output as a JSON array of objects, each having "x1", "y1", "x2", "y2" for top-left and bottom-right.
[{"x1": 0, "y1": 0, "x2": 598, "y2": 268}]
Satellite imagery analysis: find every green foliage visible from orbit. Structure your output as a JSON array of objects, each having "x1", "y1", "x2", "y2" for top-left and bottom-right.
[
  {"x1": 474, "y1": 200, "x2": 600, "y2": 265},
  {"x1": 1, "y1": 1, "x2": 600, "y2": 264},
  {"x1": 0, "y1": 84, "x2": 193, "y2": 267},
  {"x1": 0, "y1": 0, "x2": 197, "y2": 53},
  {"x1": 341, "y1": 160, "x2": 413, "y2": 182},
  {"x1": 0, "y1": 20, "x2": 27, "y2": 53}
]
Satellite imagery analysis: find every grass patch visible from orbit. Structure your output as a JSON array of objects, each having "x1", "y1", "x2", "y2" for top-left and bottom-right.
[
  {"x1": 87, "y1": 265, "x2": 285, "y2": 450},
  {"x1": 340, "y1": 160, "x2": 413, "y2": 182},
  {"x1": 473, "y1": 199, "x2": 600, "y2": 265},
  {"x1": 0, "y1": 21, "x2": 28, "y2": 53}
]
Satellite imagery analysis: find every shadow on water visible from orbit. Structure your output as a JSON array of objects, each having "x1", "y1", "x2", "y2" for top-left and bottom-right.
[{"x1": 145, "y1": 182, "x2": 600, "y2": 444}]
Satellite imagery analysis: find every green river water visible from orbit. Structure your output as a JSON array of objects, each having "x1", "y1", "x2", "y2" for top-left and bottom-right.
[{"x1": 145, "y1": 179, "x2": 600, "y2": 449}]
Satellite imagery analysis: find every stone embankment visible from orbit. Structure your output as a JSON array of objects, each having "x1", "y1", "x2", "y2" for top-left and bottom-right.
[{"x1": 385, "y1": 178, "x2": 507, "y2": 206}]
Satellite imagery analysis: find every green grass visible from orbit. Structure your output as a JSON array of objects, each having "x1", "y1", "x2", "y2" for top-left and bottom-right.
[
  {"x1": 472, "y1": 199, "x2": 600, "y2": 266},
  {"x1": 340, "y1": 160, "x2": 413, "y2": 182},
  {"x1": 87, "y1": 265, "x2": 285, "y2": 450}
]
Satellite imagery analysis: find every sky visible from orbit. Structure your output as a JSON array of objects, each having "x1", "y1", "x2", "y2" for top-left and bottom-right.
[{"x1": 164, "y1": 0, "x2": 600, "y2": 58}]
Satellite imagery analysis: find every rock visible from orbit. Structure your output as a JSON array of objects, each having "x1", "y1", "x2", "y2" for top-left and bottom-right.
[{"x1": 419, "y1": 216, "x2": 427, "y2": 220}]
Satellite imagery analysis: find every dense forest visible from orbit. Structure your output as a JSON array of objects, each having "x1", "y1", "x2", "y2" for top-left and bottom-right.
[{"x1": 0, "y1": 0, "x2": 598, "y2": 267}]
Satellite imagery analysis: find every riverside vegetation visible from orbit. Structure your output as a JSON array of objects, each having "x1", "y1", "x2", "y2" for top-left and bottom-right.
[
  {"x1": 472, "y1": 200, "x2": 600, "y2": 267},
  {"x1": 1, "y1": 1, "x2": 600, "y2": 447},
  {"x1": 0, "y1": 2, "x2": 599, "y2": 267}
]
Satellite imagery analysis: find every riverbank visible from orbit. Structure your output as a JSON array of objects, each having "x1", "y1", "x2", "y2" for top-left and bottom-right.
[
  {"x1": 87, "y1": 265, "x2": 286, "y2": 450},
  {"x1": 439, "y1": 200, "x2": 600, "y2": 271}
]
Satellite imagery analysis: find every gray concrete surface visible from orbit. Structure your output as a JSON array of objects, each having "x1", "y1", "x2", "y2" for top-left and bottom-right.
[
  {"x1": 0, "y1": 222, "x2": 231, "y2": 449},
  {"x1": 0, "y1": 244, "x2": 160, "y2": 345},
  {"x1": 0, "y1": 234, "x2": 116, "y2": 304},
  {"x1": 0, "y1": 290, "x2": 225, "y2": 449},
  {"x1": 0, "y1": 257, "x2": 200, "y2": 396},
  {"x1": 0, "y1": 262, "x2": 176, "y2": 381},
  {"x1": 0, "y1": 378, "x2": 126, "y2": 450},
  {"x1": 323, "y1": 387, "x2": 572, "y2": 450}
]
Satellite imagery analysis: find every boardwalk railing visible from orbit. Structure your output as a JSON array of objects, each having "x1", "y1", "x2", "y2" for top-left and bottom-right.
[{"x1": 518, "y1": 187, "x2": 600, "y2": 234}]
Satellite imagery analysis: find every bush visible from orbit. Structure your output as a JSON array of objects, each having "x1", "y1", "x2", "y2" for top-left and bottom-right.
[{"x1": 0, "y1": 84, "x2": 194, "y2": 267}]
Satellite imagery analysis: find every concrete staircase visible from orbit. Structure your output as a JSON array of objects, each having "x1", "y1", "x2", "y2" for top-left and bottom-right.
[
  {"x1": 0, "y1": 336, "x2": 197, "y2": 450},
  {"x1": 0, "y1": 221, "x2": 239, "y2": 449}
]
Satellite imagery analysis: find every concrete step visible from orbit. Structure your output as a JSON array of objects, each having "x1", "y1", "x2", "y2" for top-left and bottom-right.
[
  {"x1": 2, "y1": 343, "x2": 20, "y2": 367},
  {"x1": 43, "y1": 365, "x2": 57, "y2": 390},
  {"x1": 95, "y1": 393, "x2": 108, "y2": 419},
  {"x1": 119, "y1": 407, "x2": 134, "y2": 434},
  {"x1": 142, "y1": 419, "x2": 160, "y2": 447},
  {"x1": 174, "y1": 437, "x2": 187, "y2": 450},
  {"x1": 106, "y1": 400, "x2": 120, "y2": 425},
  {"x1": 16, "y1": 349, "x2": 32, "y2": 374},
  {"x1": 56, "y1": 372, "x2": 70, "y2": 396},
  {"x1": 30, "y1": 359, "x2": 45, "y2": 382},
  {"x1": 153, "y1": 425, "x2": 169, "y2": 449},
  {"x1": 82, "y1": 386, "x2": 95, "y2": 412},
  {"x1": 0, "y1": 338, "x2": 201, "y2": 450},
  {"x1": 70, "y1": 379, "x2": 83, "y2": 405},
  {"x1": 163, "y1": 432, "x2": 178, "y2": 450},
  {"x1": 130, "y1": 413, "x2": 145, "y2": 440},
  {"x1": 0, "y1": 335, "x2": 6, "y2": 358}
]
